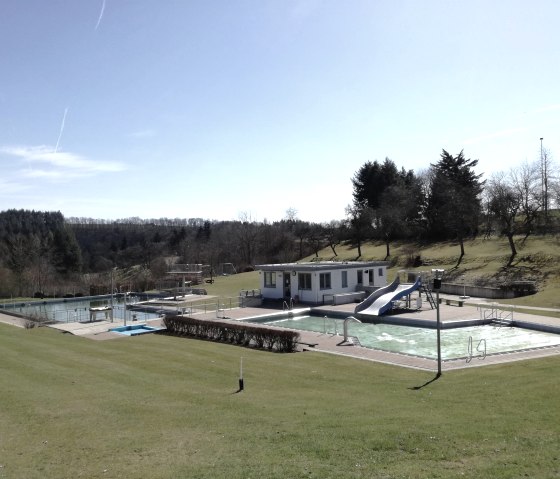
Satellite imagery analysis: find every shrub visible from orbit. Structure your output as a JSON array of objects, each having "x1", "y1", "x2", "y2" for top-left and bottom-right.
[{"x1": 163, "y1": 315, "x2": 299, "y2": 353}]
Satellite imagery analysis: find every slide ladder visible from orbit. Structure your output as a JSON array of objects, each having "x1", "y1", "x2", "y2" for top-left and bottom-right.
[{"x1": 420, "y1": 284, "x2": 437, "y2": 309}]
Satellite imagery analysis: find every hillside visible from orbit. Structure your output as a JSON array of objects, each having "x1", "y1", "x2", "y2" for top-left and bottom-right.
[{"x1": 305, "y1": 235, "x2": 560, "y2": 309}]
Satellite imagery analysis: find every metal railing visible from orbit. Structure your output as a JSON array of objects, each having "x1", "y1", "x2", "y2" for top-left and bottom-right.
[{"x1": 467, "y1": 336, "x2": 487, "y2": 362}]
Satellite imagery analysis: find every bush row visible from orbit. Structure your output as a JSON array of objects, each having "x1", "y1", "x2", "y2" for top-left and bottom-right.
[{"x1": 163, "y1": 315, "x2": 300, "y2": 353}]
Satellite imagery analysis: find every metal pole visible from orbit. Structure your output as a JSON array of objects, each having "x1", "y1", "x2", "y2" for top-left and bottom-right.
[
  {"x1": 540, "y1": 137, "x2": 545, "y2": 218},
  {"x1": 436, "y1": 290, "x2": 441, "y2": 377}
]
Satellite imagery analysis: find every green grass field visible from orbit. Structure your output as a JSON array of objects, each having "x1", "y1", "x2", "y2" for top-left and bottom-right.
[
  {"x1": 1, "y1": 323, "x2": 559, "y2": 478},
  {"x1": 2, "y1": 235, "x2": 559, "y2": 477}
]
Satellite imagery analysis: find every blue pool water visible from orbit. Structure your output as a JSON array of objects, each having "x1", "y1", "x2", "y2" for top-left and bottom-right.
[
  {"x1": 109, "y1": 324, "x2": 163, "y2": 336},
  {"x1": 246, "y1": 315, "x2": 560, "y2": 360}
]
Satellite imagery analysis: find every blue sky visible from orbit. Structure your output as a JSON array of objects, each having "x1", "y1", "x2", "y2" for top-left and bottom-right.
[{"x1": 1, "y1": 0, "x2": 559, "y2": 223}]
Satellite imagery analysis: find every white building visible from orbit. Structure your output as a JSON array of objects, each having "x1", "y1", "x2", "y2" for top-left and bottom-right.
[{"x1": 255, "y1": 261, "x2": 389, "y2": 305}]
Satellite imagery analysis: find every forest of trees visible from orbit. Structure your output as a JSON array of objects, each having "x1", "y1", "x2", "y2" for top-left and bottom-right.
[{"x1": 0, "y1": 149, "x2": 558, "y2": 298}]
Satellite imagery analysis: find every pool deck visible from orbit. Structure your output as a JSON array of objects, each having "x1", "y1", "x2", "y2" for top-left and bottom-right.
[{"x1": 2, "y1": 294, "x2": 559, "y2": 371}]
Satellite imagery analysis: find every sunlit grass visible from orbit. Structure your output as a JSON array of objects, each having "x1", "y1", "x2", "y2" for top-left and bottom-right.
[
  {"x1": 1, "y1": 323, "x2": 559, "y2": 478},
  {"x1": 307, "y1": 235, "x2": 560, "y2": 309}
]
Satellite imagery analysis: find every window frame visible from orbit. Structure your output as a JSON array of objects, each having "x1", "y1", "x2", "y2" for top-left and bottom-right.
[
  {"x1": 319, "y1": 272, "x2": 331, "y2": 290},
  {"x1": 263, "y1": 271, "x2": 277, "y2": 288},
  {"x1": 298, "y1": 272, "x2": 312, "y2": 290}
]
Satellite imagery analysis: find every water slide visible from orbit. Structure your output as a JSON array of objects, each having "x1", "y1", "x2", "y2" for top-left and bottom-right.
[{"x1": 354, "y1": 276, "x2": 422, "y2": 317}]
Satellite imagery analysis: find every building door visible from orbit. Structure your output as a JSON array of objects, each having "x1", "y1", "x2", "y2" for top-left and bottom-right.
[{"x1": 283, "y1": 272, "x2": 291, "y2": 298}]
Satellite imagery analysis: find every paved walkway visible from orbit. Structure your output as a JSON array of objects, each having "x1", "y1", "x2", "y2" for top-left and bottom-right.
[{"x1": 2, "y1": 297, "x2": 560, "y2": 371}]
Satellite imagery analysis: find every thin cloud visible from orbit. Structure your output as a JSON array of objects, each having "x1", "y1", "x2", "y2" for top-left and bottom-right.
[
  {"x1": 95, "y1": 0, "x2": 106, "y2": 31},
  {"x1": 54, "y1": 107, "x2": 69, "y2": 153},
  {"x1": 1, "y1": 145, "x2": 126, "y2": 176},
  {"x1": 463, "y1": 127, "x2": 527, "y2": 145}
]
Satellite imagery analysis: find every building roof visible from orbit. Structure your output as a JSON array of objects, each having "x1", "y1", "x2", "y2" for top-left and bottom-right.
[{"x1": 256, "y1": 261, "x2": 389, "y2": 272}]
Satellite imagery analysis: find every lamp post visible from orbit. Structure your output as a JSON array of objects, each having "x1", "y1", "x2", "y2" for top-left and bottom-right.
[
  {"x1": 432, "y1": 269, "x2": 445, "y2": 377},
  {"x1": 540, "y1": 137, "x2": 547, "y2": 220}
]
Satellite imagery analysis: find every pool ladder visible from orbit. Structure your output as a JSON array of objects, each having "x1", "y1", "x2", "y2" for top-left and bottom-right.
[
  {"x1": 282, "y1": 298, "x2": 294, "y2": 311},
  {"x1": 467, "y1": 336, "x2": 487, "y2": 363}
]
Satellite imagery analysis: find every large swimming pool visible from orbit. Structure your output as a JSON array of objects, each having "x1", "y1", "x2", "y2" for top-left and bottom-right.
[
  {"x1": 246, "y1": 314, "x2": 560, "y2": 360},
  {"x1": 0, "y1": 296, "x2": 160, "y2": 323}
]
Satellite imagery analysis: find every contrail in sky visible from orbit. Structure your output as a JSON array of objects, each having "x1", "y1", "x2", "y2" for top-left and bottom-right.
[
  {"x1": 95, "y1": 0, "x2": 106, "y2": 31},
  {"x1": 54, "y1": 107, "x2": 69, "y2": 153}
]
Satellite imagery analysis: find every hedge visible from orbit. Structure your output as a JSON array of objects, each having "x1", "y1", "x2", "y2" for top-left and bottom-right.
[{"x1": 163, "y1": 315, "x2": 300, "y2": 353}]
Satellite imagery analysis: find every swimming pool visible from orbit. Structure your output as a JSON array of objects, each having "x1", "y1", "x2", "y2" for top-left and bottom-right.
[
  {"x1": 246, "y1": 315, "x2": 560, "y2": 360},
  {"x1": 110, "y1": 324, "x2": 164, "y2": 336},
  {"x1": 0, "y1": 296, "x2": 160, "y2": 323}
]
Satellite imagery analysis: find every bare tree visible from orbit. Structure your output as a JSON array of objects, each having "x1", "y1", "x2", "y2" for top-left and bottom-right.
[
  {"x1": 324, "y1": 220, "x2": 343, "y2": 257},
  {"x1": 510, "y1": 161, "x2": 542, "y2": 239},
  {"x1": 539, "y1": 146, "x2": 553, "y2": 222},
  {"x1": 487, "y1": 172, "x2": 522, "y2": 266},
  {"x1": 284, "y1": 207, "x2": 298, "y2": 222}
]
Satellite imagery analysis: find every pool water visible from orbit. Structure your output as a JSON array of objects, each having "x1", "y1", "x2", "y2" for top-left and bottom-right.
[
  {"x1": 0, "y1": 296, "x2": 160, "y2": 323},
  {"x1": 249, "y1": 315, "x2": 560, "y2": 360},
  {"x1": 109, "y1": 324, "x2": 163, "y2": 336}
]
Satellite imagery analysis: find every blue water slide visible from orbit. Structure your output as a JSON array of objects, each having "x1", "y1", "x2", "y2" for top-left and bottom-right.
[
  {"x1": 354, "y1": 277, "x2": 401, "y2": 314},
  {"x1": 355, "y1": 276, "x2": 422, "y2": 317}
]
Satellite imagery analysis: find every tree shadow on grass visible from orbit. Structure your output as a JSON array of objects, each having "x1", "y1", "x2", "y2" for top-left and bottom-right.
[{"x1": 408, "y1": 373, "x2": 441, "y2": 390}]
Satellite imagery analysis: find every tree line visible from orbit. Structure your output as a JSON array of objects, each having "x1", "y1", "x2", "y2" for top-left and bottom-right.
[
  {"x1": 347, "y1": 149, "x2": 559, "y2": 265},
  {"x1": 0, "y1": 149, "x2": 557, "y2": 297}
]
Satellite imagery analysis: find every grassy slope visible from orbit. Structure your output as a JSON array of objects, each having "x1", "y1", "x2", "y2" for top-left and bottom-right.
[
  {"x1": 1, "y1": 324, "x2": 559, "y2": 479},
  {"x1": 307, "y1": 235, "x2": 560, "y2": 310},
  {"x1": 200, "y1": 236, "x2": 560, "y2": 311}
]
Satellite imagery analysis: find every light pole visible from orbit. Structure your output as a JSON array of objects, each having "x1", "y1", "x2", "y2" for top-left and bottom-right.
[
  {"x1": 540, "y1": 137, "x2": 547, "y2": 220},
  {"x1": 432, "y1": 269, "x2": 445, "y2": 377}
]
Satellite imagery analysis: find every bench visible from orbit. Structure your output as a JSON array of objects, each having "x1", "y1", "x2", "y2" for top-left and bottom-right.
[
  {"x1": 331, "y1": 291, "x2": 365, "y2": 305},
  {"x1": 297, "y1": 341, "x2": 318, "y2": 348},
  {"x1": 442, "y1": 298, "x2": 464, "y2": 307}
]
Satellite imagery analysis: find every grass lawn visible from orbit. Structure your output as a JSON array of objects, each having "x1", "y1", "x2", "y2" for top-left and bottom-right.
[{"x1": 1, "y1": 323, "x2": 559, "y2": 478}]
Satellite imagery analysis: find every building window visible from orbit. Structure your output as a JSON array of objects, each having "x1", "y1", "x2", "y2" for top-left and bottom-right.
[
  {"x1": 264, "y1": 272, "x2": 276, "y2": 288},
  {"x1": 298, "y1": 272, "x2": 312, "y2": 290},
  {"x1": 378, "y1": 268, "x2": 384, "y2": 277},
  {"x1": 341, "y1": 271, "x2": 348, "y2": 288},
  {"x1": 368, "y1": 269, "x2": 374, "y2": 283},
  {"x1": 357, "y1": 270, "x2": 363, "y2": 284},
  {"x1": 319, "y1": 273, "x2": 331, "y2": 290}
]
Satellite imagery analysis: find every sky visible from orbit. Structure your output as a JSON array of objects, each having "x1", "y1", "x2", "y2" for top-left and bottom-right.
[{"x1": 1, "y1": 0, "x2": 559, "y2": 223}]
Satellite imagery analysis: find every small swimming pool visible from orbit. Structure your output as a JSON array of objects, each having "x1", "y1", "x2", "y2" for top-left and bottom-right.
[
  {"x1": 246, "y1": 315, "x2": 560, "y2": 360},
  {"x1": 109, "y1": 324, "x2": 164, "y2": 336}
]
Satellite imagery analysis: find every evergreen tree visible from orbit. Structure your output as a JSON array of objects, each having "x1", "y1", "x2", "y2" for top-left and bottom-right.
[{"x1": 425, "y1": 150, "x2": 484, "y2": 263}]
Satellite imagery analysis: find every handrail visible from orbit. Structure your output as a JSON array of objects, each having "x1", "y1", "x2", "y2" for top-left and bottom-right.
[
  {"x1": 282, "y1": 298, "x2": 294, "y2": 311},
  {"x1": 477, "y1": 339, "x2": 487, "y2": 359},
  {"x1": 467, "y1": 336, "x2": 487, "y2": 362}
]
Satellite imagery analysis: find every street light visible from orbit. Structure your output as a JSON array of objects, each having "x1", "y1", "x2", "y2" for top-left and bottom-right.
[
  {"x1": 540, "y1": 137, "x2": 547, "y2": 220},
  {"x1": 432, "y1": 268, "x2": 445, "y2": 377}
]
